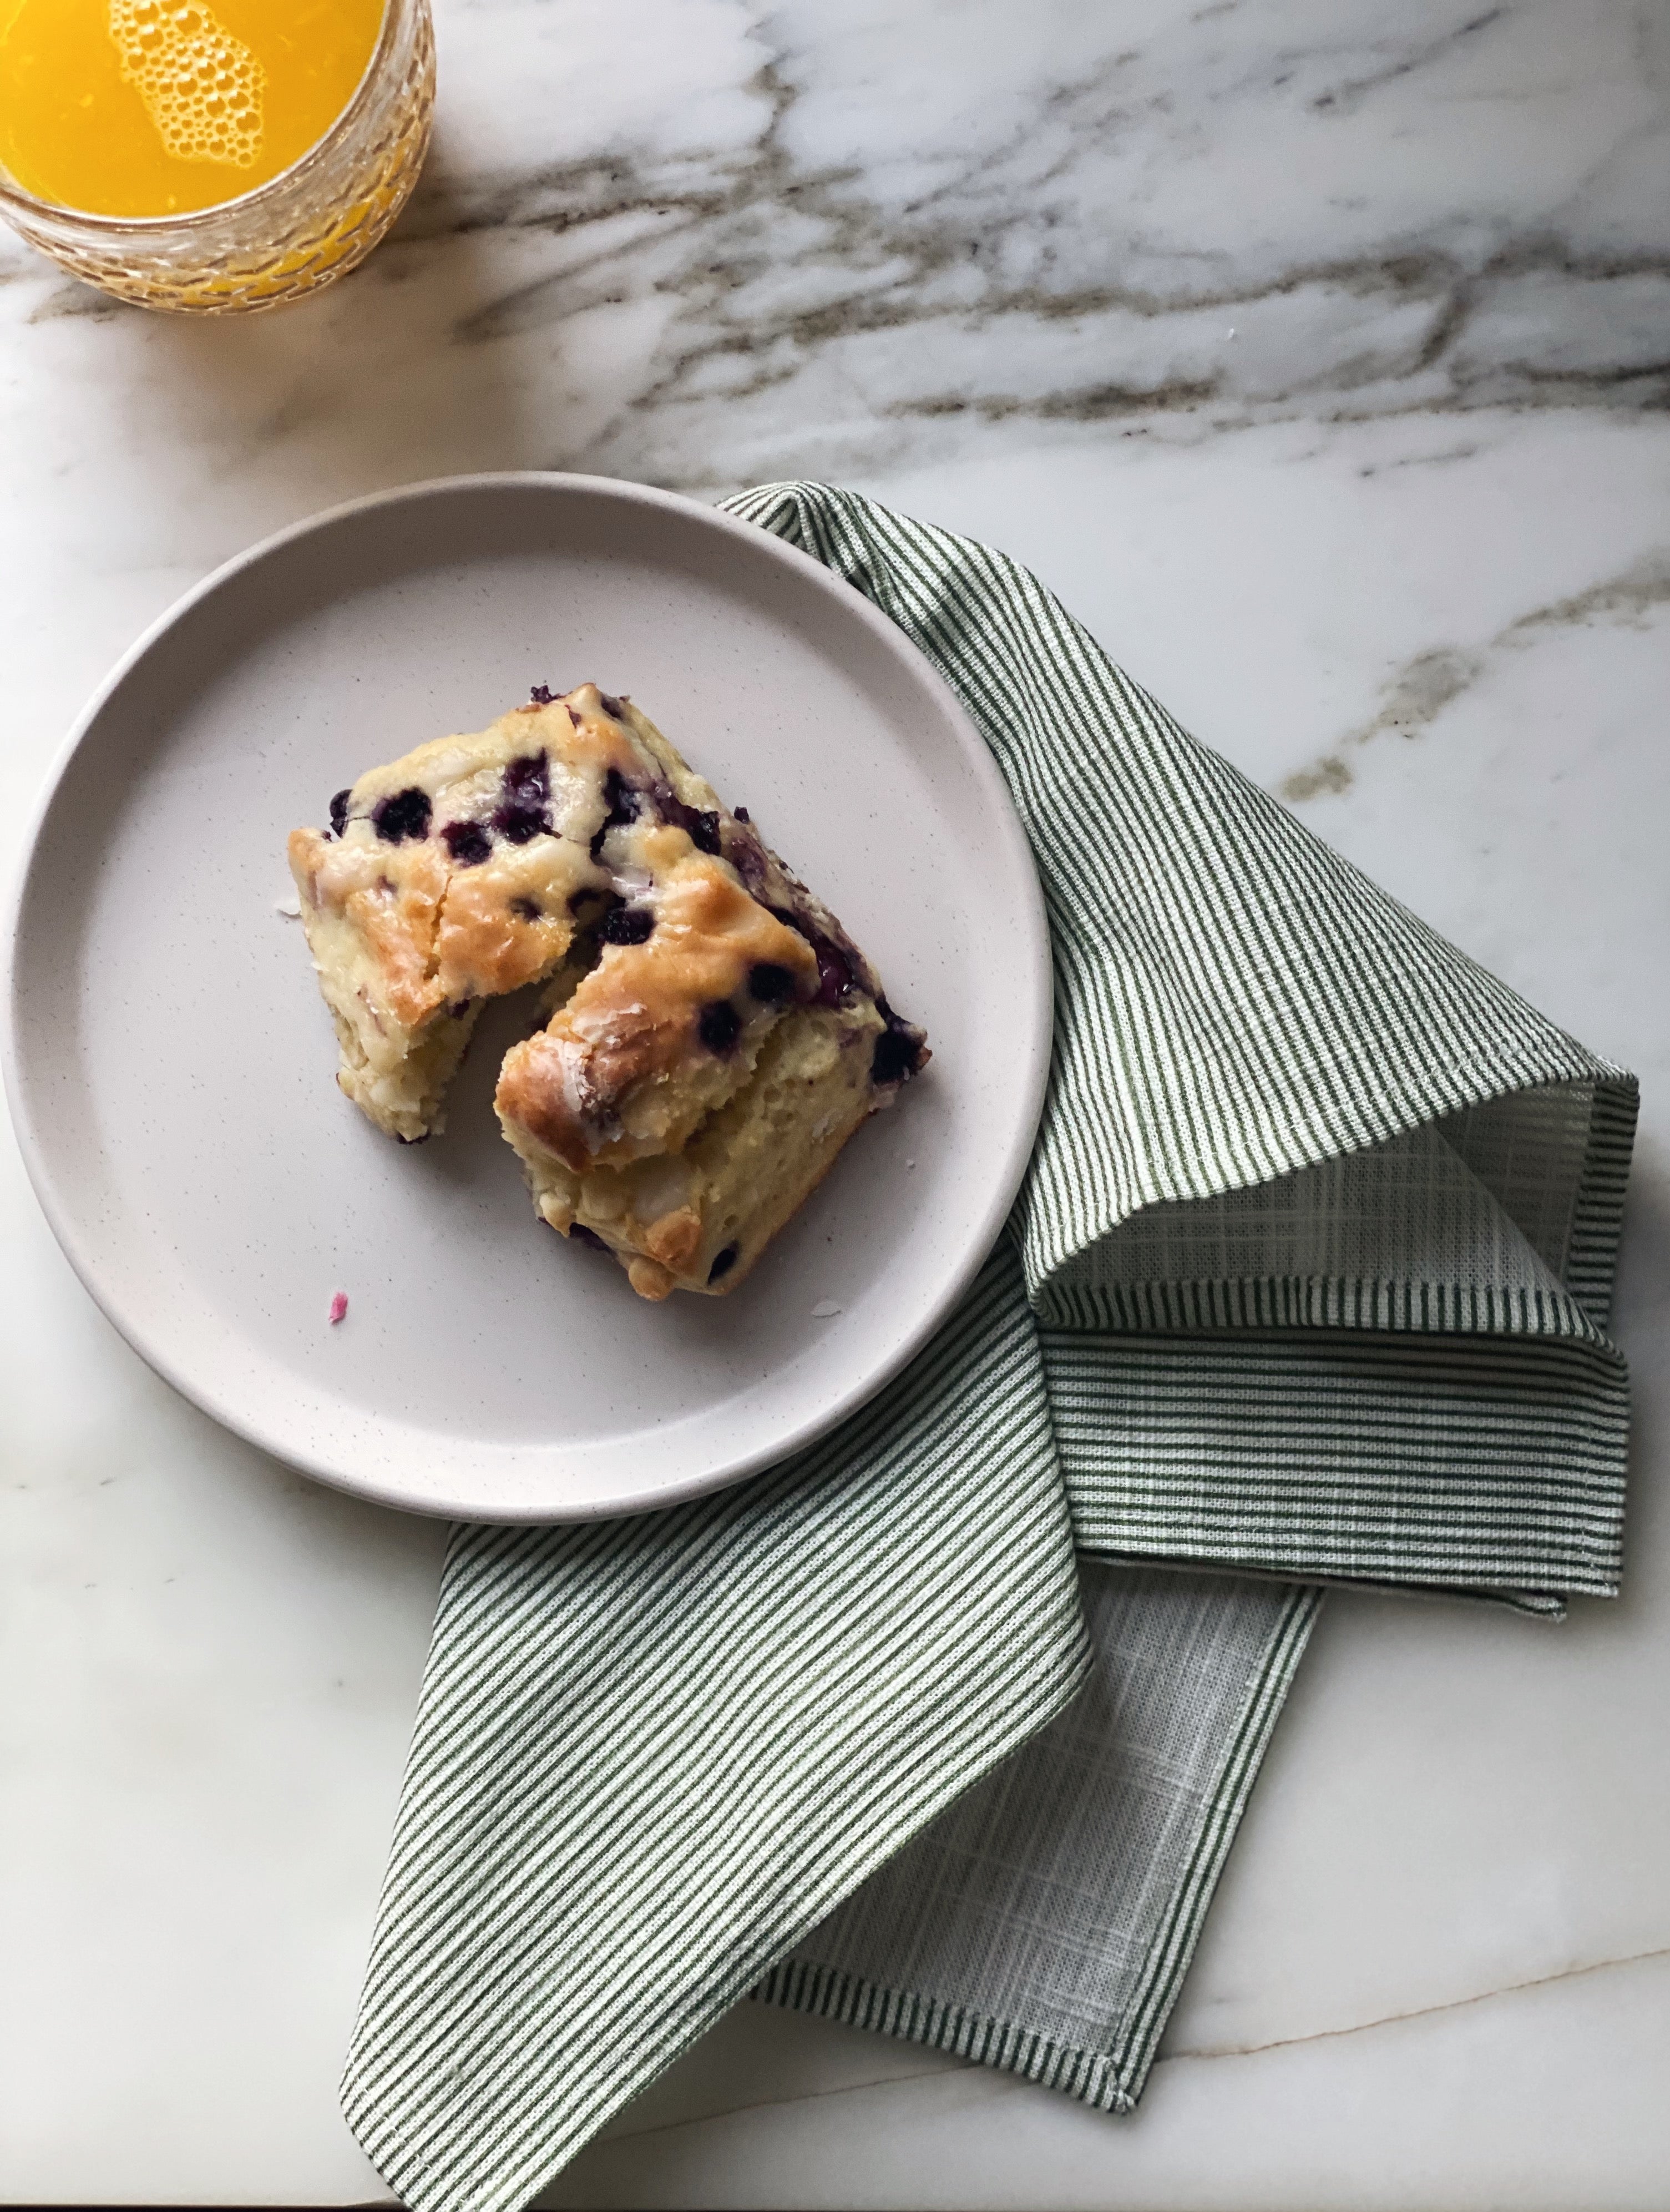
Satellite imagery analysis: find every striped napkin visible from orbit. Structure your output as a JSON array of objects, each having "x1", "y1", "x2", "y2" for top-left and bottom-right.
[{"x1": 341, "y1": 484, "x2": 1636, "y2": 2212}]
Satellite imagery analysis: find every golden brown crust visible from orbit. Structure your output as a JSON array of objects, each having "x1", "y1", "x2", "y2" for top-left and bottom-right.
[
  {"x1": 291, "y1": 826, "x2": 452, "y2": 1032},
  {"x1": 434, "y1": 845, "x2": 585, "y2": 1000},
  {"x1": 493, "y1": 849, "x2": 817, "y2": 1171},
  {"x1": 641, "y1": 1205, "x2": 703, "y2": 1271}
]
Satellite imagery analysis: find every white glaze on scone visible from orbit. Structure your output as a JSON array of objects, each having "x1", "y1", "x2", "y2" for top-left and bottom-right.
[{"x1": 289, "y1": 684, "x2": 928, "y2": 1294}]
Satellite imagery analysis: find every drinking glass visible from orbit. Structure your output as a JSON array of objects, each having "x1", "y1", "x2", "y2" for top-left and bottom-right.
[{"x1": 0, "y1": 0, "x2": 433, "y2": 314}]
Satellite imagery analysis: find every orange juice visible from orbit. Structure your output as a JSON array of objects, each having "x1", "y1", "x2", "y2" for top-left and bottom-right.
[{"x1": 0, "y1": 0, "x2": 384, "y2": 216}]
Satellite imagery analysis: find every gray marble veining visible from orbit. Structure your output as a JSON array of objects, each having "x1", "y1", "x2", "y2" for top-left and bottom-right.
[
  {"x1": 7, "y1": 0, "x2": 1667, "y2": 501},
  {"x1": 366, "y1": 0, "x2": 1670, "y2": 482}
]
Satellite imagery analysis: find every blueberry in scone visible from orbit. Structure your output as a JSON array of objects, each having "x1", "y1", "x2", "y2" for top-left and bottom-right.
[{"x1": 288, "y1": 685, "x2": 928, "y2": 1297}]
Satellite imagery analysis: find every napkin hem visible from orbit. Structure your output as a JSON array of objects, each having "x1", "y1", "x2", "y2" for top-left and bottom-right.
[
  {"x1": 1048, "y1": 1326, "x2": 1628, "y2": 1603},
  {"x1": 755, "y1": 1583, "x2": 1320, "y2": 2111}
]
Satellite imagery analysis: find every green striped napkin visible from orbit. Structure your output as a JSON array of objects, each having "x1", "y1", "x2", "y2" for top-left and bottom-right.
[{"x1": 341, "y1": 484, "x2": 1636, "y2": 2212}]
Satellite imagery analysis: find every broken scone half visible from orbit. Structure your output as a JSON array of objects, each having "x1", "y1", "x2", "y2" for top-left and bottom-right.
[{"x1": 288, "y1": 684, "x2": 928, "y2": 1298}]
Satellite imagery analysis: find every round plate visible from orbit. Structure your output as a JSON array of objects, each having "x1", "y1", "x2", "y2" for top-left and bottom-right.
[{"x1": 4, "y1": 475, "x2": 1050, "y2": 1522}]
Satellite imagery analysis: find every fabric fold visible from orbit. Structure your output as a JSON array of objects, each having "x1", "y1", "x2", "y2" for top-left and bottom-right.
[
  {"x1": 756, "y1": 1563, "x2": 1319, "y2": 2112},
  {"x1": 342, "y1": 483, "x2": 1635, "y2": 2212},
  {"x1": 343, "y1": 1242, "x2": 1090, "y2": 2212}
]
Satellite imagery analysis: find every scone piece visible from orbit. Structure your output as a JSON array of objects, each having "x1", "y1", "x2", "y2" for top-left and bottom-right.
[
  {"x1": 288, "y1": 686, "x2": 658, "y2": 1138},
  {"x1": 499, "y1": 962, "x2": 895, "y2": 1301},
  {"x1": 493, "y1": 701, "x2": 928, "y2": 1299}
]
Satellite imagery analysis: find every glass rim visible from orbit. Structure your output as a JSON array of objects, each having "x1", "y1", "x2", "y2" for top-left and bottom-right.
[{"x1": 0, "y1": 0, "x2": 404, "y2": 233}]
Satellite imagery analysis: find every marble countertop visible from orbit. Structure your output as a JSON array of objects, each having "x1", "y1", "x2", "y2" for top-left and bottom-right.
[{"x1": 3, "y1": 1, "x2": 1668, "y2": 2204}]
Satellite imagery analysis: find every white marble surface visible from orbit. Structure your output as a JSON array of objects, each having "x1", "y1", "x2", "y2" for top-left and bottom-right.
[{"x1": 2, "y1": 1, "x2": 1668, "y2": 2204}]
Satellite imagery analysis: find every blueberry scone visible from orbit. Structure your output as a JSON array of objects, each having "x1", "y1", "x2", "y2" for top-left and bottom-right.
[{"x1": 288, "y1": 684, "x2": 927, "y2": 1297}]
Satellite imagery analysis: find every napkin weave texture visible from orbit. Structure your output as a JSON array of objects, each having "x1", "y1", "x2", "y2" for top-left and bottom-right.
[{"x1": 342, "y1": 484, "x2": 1636, "y2": 2212}]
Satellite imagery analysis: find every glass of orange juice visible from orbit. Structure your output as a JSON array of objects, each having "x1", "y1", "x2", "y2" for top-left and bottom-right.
[{"x1": 0, "y1": 0, "x2": 433, "y2": 312}]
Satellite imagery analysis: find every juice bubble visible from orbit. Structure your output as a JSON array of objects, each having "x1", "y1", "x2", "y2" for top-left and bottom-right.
[{"x1": 107, "y1": 0, "x2": 266, "y2": 169}]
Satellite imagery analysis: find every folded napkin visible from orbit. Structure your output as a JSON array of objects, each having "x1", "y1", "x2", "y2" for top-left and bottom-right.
[{"x1": 342, "y1": 485, "x2": 1636, "y2": 2212}]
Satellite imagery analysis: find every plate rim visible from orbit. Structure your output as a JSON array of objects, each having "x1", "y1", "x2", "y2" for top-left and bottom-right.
[{"x1": 3, "y1": 471, "x2": 1053, "y2": 1522}]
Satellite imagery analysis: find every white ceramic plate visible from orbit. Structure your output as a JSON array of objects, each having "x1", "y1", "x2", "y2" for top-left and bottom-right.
[{"x1": 4, "y1": 474, "x2": 1050, "y2": 1522}]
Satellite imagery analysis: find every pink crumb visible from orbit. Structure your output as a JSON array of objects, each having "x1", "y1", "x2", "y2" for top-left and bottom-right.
[{"x1": 328, "y1": 1292, "x2": 348, "y2": 1325}]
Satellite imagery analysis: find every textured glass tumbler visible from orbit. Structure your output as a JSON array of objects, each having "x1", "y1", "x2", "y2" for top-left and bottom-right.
[{"x1": 0, "y1": 0, "x2": 434, "y2": 314}]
